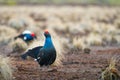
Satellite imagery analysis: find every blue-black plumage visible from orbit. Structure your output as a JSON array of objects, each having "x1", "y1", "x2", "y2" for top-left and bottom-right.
[
  {"x1": 21, "y1": 46, "x2": 43, "y2": 59},
  {"x1": 14, "y1": 30, "x2": 37, "y2": 44}
]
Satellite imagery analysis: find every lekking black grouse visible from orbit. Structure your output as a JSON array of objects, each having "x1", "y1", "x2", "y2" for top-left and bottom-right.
[{"x1": 14, "y1": 30, "x2": 37, "y2": 45}]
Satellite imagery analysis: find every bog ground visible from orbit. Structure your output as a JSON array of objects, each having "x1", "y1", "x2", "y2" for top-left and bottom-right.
[{"x1": 0, "y1": 6, "x2": 120, "y2": 80}]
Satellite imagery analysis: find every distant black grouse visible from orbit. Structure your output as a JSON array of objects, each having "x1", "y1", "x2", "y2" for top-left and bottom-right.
[
  {"x1": 14, "y1": 30, "x2": 37, "y2": 44},
  {"x1": 21, "y1": 30, "x2": 56, "y2": 66}
]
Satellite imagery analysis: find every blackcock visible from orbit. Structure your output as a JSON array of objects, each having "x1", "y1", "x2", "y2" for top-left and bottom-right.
[
  {"x1": 21, "y1": 30, "x2": 56, "y2": 66},
  {"x1": 14, "y1": 30, "x2": 37, "y2": 44}
]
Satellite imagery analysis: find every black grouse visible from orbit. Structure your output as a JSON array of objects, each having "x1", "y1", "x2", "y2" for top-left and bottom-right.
[{"x1": 14, "y1": 30, "x2": 37, "y2": 44}]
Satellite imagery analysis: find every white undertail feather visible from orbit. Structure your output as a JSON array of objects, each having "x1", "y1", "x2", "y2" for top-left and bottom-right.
[{"x1": 0, "y1": 55, "x2": 13, "y2": 80}]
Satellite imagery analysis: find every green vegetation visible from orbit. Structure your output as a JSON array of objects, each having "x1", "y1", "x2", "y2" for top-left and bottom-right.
[
  {"x1": 109, "y1": 0, "x2": 120, "y2": 5},
  {"x1": 0, "y1": 0, "x2": 119, "y2": 5}
]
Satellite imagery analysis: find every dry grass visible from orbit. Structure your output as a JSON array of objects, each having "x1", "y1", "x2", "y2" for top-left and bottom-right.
[
  {"x1": 100, "y1": 57, "x2": 120, "y2": 80},
  {"x1": 0, "y1": 6, "x2": 120, "y2": 49},
  {"x1": 9, "y1": 39, "x2": 28, "y2": 52},
  {"x1": 0, "y1": 26, "x2": 17, "y2": 45},
  {"x1": 50, "y1": 30, "x2": 65, "y2": 66},
  {"x1": 0, "y1": 55, "x2": 13, "y2": 80},
  {"x1": 86, "y1": 33, "x2": 103, "y2": 46},
  {"x1": 72, "y1": 37, "x2": 87, "y2": 49},
  {"x1": 8, "y1": 15, "x2": 34, "y2": 31}
]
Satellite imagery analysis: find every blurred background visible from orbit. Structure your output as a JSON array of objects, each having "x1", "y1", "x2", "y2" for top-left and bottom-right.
[
  {"x1": 0, "y1": 0, "x2": 120, "y2": 50},
  {"x1": 0, "y1": 0, "x2": 120, "y2": 5},
  {"x1": 0, "y1": 0, "x2": 120, "y2": 80}
]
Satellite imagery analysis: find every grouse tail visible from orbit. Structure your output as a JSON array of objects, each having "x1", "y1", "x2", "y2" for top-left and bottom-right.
[{"x1": 21, "y1": 53, "x2": 28, "y2": 60}]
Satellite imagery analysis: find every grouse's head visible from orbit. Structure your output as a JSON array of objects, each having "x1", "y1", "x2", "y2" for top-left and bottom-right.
[
  {"x1": 30, "y1": 32, "x2": 37, "y2": 39},
  {"x1": 44, "y1": 30, "x2": 51, "y2": 38}
]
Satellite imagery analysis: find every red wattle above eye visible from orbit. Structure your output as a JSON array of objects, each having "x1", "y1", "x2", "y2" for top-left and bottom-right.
[
  {"x1": 31, "y1": 33, "x2": 35, "y2": 37},
  {"x1": 44, "y1": 30, "x2": 49, "y2": 34}
]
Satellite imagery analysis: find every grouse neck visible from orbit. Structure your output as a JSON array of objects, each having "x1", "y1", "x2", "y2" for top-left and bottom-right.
[{"x1": 43, "y1": 37, "x2": 54, "y2": 49}]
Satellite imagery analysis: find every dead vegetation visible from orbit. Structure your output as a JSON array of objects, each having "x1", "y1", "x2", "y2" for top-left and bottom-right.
[
  {"x1": 0, "y1": 55, "x2": 13, "y2": 80},
  {"x1": 99, "y1": 57, "x2": 120, "y2": 80},
  {"x1": 0, "y1": 6, "x2": 120, "y2": 80}
]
